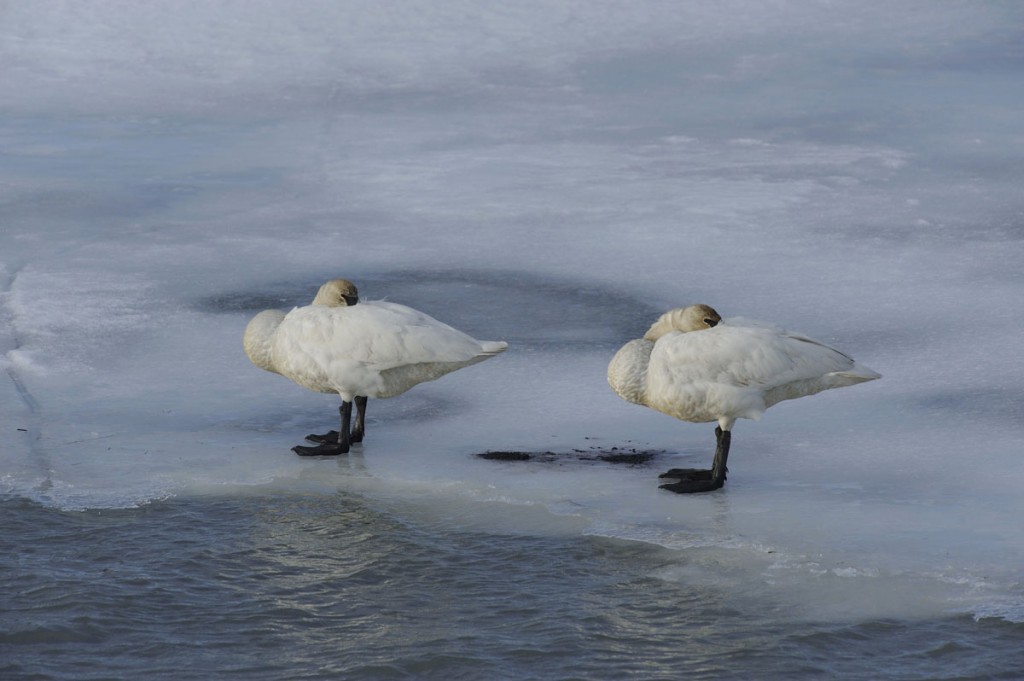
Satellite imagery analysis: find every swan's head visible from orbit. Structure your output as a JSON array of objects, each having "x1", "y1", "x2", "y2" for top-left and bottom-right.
[
  {"x1": 643, "y1": 304, "x2": 721, "y2": 341},
  {"x1": 312, "y1": 278, "x2": 360, "y2": 307}
]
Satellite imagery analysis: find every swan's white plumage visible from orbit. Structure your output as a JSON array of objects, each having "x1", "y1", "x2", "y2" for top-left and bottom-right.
[
  {"x1": 608, "y1": 306, "x2": 880, "y2": 431},
  {"x1": 244, "y1": 288, "x2": 507, "y2": 403},
  {"x1": 243, "y1": 309, "x2": 287, "y2": 377}
]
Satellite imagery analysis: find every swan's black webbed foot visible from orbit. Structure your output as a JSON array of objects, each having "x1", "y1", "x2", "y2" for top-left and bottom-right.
[
  {"x1": 659, "y1": 426, "x2": 731, "y2": 493},
  {"x1": 292, "y1": 442, "x2": 349, "y2": 456},
  {"x1": 659, "y1": 477, "x2": 725, "y2": 493},
  {"x1": 305, "y1": 429, "x2": 363, "y2": 445},
  {"x1": 658, "y1": 468, "x2": 713, "y2": 481},
  {"x1": 296, "y1": 401, "x2": 356, "y2": 455},
  {"x1": 305, "y1": 430, "x2": 339, "y2": 444}
]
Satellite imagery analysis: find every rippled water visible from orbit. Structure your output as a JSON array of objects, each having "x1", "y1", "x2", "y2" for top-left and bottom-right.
[{"x1": 4, "y1": 492, "x2": 1022, "y2": 681}]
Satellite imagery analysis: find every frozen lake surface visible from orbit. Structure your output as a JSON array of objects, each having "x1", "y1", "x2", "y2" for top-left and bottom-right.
[{"x1": 3, "y1": 2, "x2": 1024, "y2": 678}]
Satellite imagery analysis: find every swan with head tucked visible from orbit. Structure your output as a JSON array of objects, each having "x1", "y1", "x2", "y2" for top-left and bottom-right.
[
  {"x1": 244, "y1": 278, "x2": 508, "y2": 456},
  {"x1": 608, "y1": 304, "x2": 880, "y2": 493}
]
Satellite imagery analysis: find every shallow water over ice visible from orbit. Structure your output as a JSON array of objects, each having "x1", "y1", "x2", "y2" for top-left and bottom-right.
[{"x1": 5, "y1": 492, "x2": 1023, "y2": 681}]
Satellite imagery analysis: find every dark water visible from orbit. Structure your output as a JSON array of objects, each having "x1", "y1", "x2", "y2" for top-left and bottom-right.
[{"x1": 3, "y1": 493, "x2": 1022, "y2": 681}]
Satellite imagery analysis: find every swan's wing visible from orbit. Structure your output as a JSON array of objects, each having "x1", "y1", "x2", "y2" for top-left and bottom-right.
[
  {"x1": 356, "y1": 302, "x2": 506, "y2": 367},
  {"x1": 279, "y1": 302, "x2": 504, "y2": 371},
  {"x1": 654, "y1": 325, "x2": 859, "y2": 390}
]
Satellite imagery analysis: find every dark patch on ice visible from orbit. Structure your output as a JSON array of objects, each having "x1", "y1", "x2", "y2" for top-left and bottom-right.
[
  {"x1": 198, "y1": 290, "x2": 315, "y2": 314},
  {"x1": 478, "y1": 446, "x2": 662, "y2": 466},
  {"x1": 480, "y1": 451, "x2": 535, "y2": 461},
  {"x1": 195, "y1": 268, "x2": 665, "y2": 350}
]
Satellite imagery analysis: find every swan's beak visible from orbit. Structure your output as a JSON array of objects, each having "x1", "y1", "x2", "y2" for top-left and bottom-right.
[{"x1": 343, "y1": 295, "x2": 359, "y2": 306}]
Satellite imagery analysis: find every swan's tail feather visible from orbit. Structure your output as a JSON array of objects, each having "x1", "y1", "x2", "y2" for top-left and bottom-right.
[
  {"x1": 479, "y1": 341, "x2": 509, "y2": 356},
  {"x1": 829, "y1": 365, "x2": 881, "y2": 385}
]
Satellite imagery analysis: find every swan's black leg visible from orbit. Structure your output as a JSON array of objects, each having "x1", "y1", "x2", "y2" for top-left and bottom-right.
[
  {"x1": 658, "y1": 427, "x2": 727, "y2": 480},
  {"x1": 351, "y1": 396, "x2": 367, "y2": 443},
  {"x1": 659, "y1": 427, "x2": 730, "y2": 493},
  {"x1": 294, "y1": 401, "x2": 352, "y2": 456},
  {"x1": 305, "y1": 396, "x2": 367, "y2": 445}
]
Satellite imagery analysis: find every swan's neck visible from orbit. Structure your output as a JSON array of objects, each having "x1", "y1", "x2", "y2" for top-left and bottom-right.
[
  {"x1": 607, "y1": 339, "x2": 654, "y2": 405},
  {"x1": 243, "y1": 309, "x2": 286, "y2": 374}
]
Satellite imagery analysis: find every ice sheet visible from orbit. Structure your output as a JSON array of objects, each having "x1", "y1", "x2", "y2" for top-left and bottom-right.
[{"x1": 2, "y1": 1, "x2": 1023, "y2": 623}]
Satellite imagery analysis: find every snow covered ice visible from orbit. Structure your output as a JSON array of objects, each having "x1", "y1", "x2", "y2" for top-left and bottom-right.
[{"x1": 3, "y1": 0, "x2": 1024, "y2": 627}]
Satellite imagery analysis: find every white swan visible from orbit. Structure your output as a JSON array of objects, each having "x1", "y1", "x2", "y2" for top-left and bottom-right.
[
  {"x1": 244, "y1": 278, "x2": 508, "y2": 456},
  {"x1": 608, "y1": 304, "x2": 880, "y2": 493}
]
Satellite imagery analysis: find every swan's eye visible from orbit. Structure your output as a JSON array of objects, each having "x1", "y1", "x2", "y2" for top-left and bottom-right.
[{"x1": 704, "y1": 318, "x2": 718, "y2": 327}]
